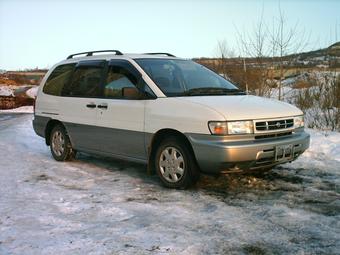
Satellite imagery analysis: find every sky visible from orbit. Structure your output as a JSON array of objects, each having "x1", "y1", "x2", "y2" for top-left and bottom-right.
[{"x1": 0, "y1": 0, "x2": 339, "y2": 70}]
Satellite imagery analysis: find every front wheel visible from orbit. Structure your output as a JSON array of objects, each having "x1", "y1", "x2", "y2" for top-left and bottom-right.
[
  {"x1": 155, "y1": 137, "x2": 199, "y2": 189},
  {"x1": 50, "y1": 125, "x2": 76, "y2": 161}
]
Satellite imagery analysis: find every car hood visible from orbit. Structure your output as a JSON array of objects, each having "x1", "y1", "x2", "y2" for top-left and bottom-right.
[{"x1": 178, "y1": 95, "x2": 303, "y2": 120}]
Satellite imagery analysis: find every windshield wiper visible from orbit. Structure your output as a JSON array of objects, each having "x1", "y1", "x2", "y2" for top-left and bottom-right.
[
  {"x1": 222, "y1": 88, "x2": 246, "y2": 95},
  {"x1": 183, "y1": 87, "x2": 246, "y2": 96}
]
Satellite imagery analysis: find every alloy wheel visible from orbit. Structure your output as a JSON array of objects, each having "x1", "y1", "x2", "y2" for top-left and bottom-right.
[
  {"x1": 159, "y1": 146, "x2": 185, "y2": 183},
  {"x1": 51, "y1": 131, "x2": 65, "y2": 157}
]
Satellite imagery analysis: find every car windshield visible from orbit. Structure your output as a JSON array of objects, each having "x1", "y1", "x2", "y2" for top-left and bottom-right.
[{"x1": 134, "y1": 59, "x2": 245, "y2": 97}]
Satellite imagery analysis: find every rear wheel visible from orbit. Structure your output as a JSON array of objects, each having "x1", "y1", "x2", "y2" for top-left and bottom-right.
[
  {"x1": 155, "y1": 137, "x2": 199, "y2": 189},
  {"x1": 50, "y1": 125, "x2": 76, "y2": 161}
]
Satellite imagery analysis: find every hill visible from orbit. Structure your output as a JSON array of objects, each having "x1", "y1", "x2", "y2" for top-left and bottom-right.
[{"x1": 195, "y1": 42, "x2": 340, "y2": 71}]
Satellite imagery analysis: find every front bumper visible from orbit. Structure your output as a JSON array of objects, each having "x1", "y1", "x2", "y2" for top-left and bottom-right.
[{"x1": 186, "y1": 130, "x2": 310, "y2": 173}]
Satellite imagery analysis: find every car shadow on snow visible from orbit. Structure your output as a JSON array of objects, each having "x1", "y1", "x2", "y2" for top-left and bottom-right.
[{"x1": 74, "y1": 152, "x2": 160, "y2": 185}]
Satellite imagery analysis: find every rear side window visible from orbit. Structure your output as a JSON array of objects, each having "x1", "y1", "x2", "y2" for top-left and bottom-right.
[
  {"x1": 62, "y1": 62, "x2": 105, "y2": 97},
  {"x1": 43, "y1": 64, "x2": 75, "y2": 96}
]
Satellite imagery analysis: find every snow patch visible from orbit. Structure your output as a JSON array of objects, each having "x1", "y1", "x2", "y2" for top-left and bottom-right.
[
  {"x1": 0, "y1": 106, "x2": 33, "y2": 113},
  {"x1": 0, "y1": 86, "x2": 14, "y2": 96},
  {"x1": 304, "y1": 129, "x2": 340, "y2": 162},
  {"x1": 26, "y1": 86, "x2": 39, "y2": 98}
]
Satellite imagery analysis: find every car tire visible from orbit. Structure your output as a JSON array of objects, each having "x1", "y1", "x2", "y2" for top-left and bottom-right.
[
  {"x1": 155, "y1": 136, "x2": 199, "y2": 189},
  {"x1": 50, "y1": 124, "x2": 76, "y2": 161}
]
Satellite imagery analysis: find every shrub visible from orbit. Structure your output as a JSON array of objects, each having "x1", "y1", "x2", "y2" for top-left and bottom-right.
[{"x1": 294, "y1": 73, "x2": 340, "y2": 131}]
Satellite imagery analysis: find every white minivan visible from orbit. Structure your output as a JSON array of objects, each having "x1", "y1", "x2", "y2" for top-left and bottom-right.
[{"x1": 33, "y1": 50, "x2": 310, "y2": 188}]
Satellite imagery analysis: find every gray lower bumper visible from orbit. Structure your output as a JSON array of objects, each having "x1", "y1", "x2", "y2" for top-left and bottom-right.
[
  {"x1": 186, "y1": 131, "x2": 310, "y2": 173},
  {"x1": 32, "y1": 115, "x2": 50, "y2": 138}
]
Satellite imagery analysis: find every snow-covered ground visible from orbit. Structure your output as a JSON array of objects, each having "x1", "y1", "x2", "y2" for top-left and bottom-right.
[
  {"x1": 0, "y1": 106, "x2": 33, "y2": 113},
  {"x1": 0, "y1": 114, "x2": 339, "y2": 255}
]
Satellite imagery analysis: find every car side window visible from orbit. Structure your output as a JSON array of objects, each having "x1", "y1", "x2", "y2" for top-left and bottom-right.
[
  {"x1": 103, "y1": 64, "x2": 141, "y2": 99},
  {"x1": 43, "y1": 64, "x2": 75, "y2": 96},
  {"x1": 63, "y1": 62, "x2": 104, "y2": 97}
]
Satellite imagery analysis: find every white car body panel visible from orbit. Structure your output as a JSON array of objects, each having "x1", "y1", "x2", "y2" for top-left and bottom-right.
[
  {"x1": 95, "y1": 98, "x2": 145, "y2": 132},
  {"x1": 145, "y1": 98, "x2": 225, "y2": 134},
  {"x1": 178, "y1": 95, "x2": 303, "y2": 121}
]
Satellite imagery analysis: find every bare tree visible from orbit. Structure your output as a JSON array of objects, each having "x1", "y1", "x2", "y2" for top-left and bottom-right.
[
  {"x1": 234, "y1": 9, "x2": 273, "y2": 97},
  {"x1": 269, "y1": 4, "x2": 310, "y2": 100},
  {"x1": 214, "y1": 40, "x2": 253, "y2": 92},
  {"x1": 214, "y1": 40, "x2": 235, "y2": 78}
]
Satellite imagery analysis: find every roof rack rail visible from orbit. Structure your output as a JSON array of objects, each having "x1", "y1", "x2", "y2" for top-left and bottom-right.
[
  {"x1": 67, "y1": 50, "x2": 123, "y2": 59},
  {"x1": 144, "y1": 52, "x2": 176, "y2": 57}
]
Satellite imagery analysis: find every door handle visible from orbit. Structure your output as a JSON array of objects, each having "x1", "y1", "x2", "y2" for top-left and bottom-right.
[
  {"x1": 86, "y1": 103, "x2": 96, "y2": 108},
  {"x1": 97, "y1": 103, "x2": 108, "y2": 109}
]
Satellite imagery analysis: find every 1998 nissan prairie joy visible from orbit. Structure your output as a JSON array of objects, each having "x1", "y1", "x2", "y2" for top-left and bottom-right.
[{"x1": 33, "y1": 50, "x2": 310, "y2": 188}]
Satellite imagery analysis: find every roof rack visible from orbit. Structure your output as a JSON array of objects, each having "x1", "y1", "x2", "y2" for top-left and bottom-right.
[
  {"x1": 144, "y1": 52, "x2": 176, "y2": 57},
  {"x1": 67, "y1": 50, "x2": 123, "y2": 59}
]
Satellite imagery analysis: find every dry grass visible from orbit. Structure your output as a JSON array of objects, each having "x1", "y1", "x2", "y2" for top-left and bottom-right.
[{"x1": 0, "y1": 77, "x2": 18, "y2": 86}]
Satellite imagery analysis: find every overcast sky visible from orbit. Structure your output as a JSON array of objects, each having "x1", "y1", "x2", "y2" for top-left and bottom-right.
[{"x1": 0, "y1": 0, "x2": 339, "y2": 70}]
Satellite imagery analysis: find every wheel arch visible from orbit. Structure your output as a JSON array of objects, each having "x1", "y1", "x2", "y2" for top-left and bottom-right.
[
  {"x1": 147, "y1": 128, "x2": 199, "y2": 174},
  {"x1": 44, "y1": 119, "x2": 65, "y2": 146}
]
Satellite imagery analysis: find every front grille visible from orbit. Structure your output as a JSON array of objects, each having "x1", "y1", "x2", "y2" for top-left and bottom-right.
[{"x1": 255, "y1": 118, "x2": 294, "y2": 131}]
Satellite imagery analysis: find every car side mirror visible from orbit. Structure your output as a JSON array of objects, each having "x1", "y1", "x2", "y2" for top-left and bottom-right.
[{"x1": 122, "y1": 87, "x2": 144, "y2": 99}]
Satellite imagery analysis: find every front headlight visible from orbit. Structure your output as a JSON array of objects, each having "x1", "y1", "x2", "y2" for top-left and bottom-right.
[
  {"x1": 208, "y1": 120, "x2": 254, "y2": 135},
  {"x1": 227, "y1": 120, "x2": 254, "y2": 134},
  {"x1": 294, "y1": 115, "x2": 304, "y2": 128}
]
